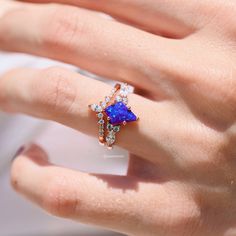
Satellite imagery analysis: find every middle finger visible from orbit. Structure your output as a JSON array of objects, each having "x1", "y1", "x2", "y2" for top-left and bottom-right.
[{"x1": 0, "y1": 2, "x2": 183, "y2": 93}]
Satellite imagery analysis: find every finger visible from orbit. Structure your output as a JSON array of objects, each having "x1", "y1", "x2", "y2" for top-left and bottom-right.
[
  {"x1": 19, "y1": 0, "x2": 210, "y2": 38},
  {"x1": 0, "y1": 66, "x2": 179, "y2": 164},
  {"x1": 11, "y1": 144, "x2": 142, "y2": 233},
  {"x1": 12, "y1": 144, "x2": 199, "y2": 236},
  {"x1": 0, "y1": 1, "x2": 187, "y2": 93}
]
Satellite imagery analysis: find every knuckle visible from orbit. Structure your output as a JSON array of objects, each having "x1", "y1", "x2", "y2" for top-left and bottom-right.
[
  {"x1": 168, "y1": 197, "x2": 201, "y2": 236},
  {"x1": 144, "y1": 186, "x2": 201, "y2": 235},
  {"x1": 197, "y1": 135, "x2": 228, "y2": 166},
  {"x1": 43, "y1": 174, "x2": 79, "y2": 218},
  {"x1": 217, "y1": 133, "x2": 236, "y2": 163},
  {"x1": 212, "y1": 3, "x2": 236, "y2": 36},
  {"x1": 41, "y1": 6, "x2": 82, "y2": 50},
  {"x1": 31, "y1": 67, "x2": 77, "y2": 116}
]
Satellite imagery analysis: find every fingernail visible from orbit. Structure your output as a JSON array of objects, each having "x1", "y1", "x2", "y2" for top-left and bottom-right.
[{"x1": 12, "y1": 146, "x2": 25, "y2": 162}]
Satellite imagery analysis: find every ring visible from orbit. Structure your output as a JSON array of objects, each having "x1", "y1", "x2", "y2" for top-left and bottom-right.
[{"x1": 89, "y1": 83, "x2": 139, "y2": 149}]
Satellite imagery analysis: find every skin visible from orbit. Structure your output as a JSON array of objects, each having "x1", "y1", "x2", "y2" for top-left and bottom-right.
[{"x1": 0, "y1": 0, "x2": 236, "y2": 235}]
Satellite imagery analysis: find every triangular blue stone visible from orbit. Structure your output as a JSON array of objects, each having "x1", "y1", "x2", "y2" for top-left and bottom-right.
[{"x1": 105, "y1": 102, "x2": 137, "y2": 125}]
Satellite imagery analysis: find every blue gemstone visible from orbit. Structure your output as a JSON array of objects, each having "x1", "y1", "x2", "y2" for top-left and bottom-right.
[{"x1": 105, "y1": 102, "x2": 137, "y2": 125}]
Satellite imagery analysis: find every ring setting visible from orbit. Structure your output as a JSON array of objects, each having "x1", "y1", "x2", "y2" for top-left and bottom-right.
[{"x1": 89, "y1": 83, "x2": 139, "y2": 149}]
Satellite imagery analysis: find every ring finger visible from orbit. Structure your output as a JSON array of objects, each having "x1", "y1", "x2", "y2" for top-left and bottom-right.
[{"x1": 0, "y1": 66, "x2": 178, "y2": 164}]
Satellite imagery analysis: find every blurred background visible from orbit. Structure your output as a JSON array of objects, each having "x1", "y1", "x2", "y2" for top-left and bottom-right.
[{"x1": 0, "y1": 53, "x2": 127, "y2": 236}]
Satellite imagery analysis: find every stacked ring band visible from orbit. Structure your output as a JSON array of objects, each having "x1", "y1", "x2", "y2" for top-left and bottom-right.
[{"x1": 89, "y1": 83, "x2": 139, "y2": 149}]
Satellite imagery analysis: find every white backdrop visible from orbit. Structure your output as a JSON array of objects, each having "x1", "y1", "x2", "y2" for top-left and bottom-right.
[{"x1": 0, "y1": 53, "x2": 127, "y2": 236}]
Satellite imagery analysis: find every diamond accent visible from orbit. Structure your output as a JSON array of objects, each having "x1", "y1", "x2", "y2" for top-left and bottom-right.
[
  {"x1": 97, "y1": 113, "x2": 103, "y2": 119},
  {"x1": 116, "y1": 95, "x2": 122, "y2": 102},
  {"x1": 107, "y1": 123, "x2": 113, "y2": 131},
  {"x1": 113, "y1": 126, "x2": 120, "y2": 132},
  {"x1": 106, "y1": 132, "x2": 115, "y2": 145},
  {"x1": 122, "y1": 97, "x2": 128, "y2": 104},
  {"x1": 91, "y1": 104, "x2": 102, "y2": 112},
  {"x1": 119, "y1": 84, "x2": 130, "y2": 97},
  {"x1": 101, "y1": 101, "x2": 107, "y2": 109},
  {"x1": 98, "y1": 119, "x2": 105, "y2": 124},
  {"x1": 105, "y1": 96, "x2": 110, "y2": 103}
]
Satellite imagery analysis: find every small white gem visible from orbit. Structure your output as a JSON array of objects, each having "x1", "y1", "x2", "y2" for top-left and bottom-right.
[
  {"x1": 113, "y1": 126, "x2": 120, "y2": 132},
  {"x1": 90, "y1": 104, "x2": 97, "y2": 111},
  {"x1": 116, "y1": 95, "x2": 122, "y2": 102},
  {"x1": 97, "y1": 113, "x2": 103, "y2": 119},
  {"x1": 120, "y1": 91, "x2": 128, "y2": 97},
  {"x1": 107, "y1": 123, "x2": 113, "y2": 130},
  {"x1": 120, "y1": 84, "x2": 130, "y2": 97},
  {"x1": 105, "y1": 96, "x2": 110, "y2": 103},
  {"x1": 101, "y1": 101, "x2": 107, "y2": 109},
  {"x1": 106, "y1": 132, "x2": 115, "y2": 145},
  {"x1": 98, "y1": 119, "x2": 105, "y2": 124},
  {"x1": 122, "y1": 97, "x2": 128, "y2": 104},
  {"x1": 91, "y1": 104, "x2": 102, "y2": 112}
]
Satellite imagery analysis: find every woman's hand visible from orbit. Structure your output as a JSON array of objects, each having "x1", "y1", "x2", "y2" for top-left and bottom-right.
[{"x1": 1, "y1": 1, "x2": 236, "y2": 235}]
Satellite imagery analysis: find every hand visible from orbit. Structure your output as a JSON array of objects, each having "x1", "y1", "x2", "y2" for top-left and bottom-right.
[{"x1": 1, "y1": 1, "x2": 236, "y2": 235}]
